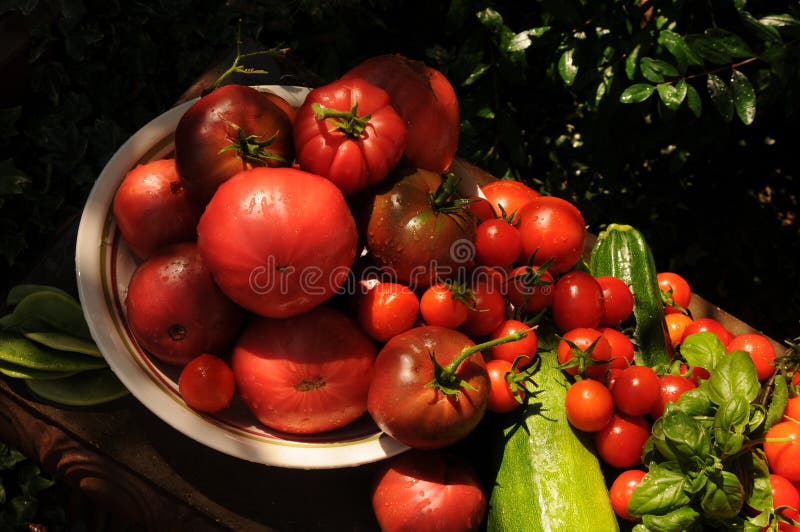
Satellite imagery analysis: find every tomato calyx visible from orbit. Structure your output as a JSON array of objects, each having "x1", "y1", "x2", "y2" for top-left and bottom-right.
[
  {"x1": 312, "y1": 102, "x2": 372, "y2": 138},
  {"x1": 438, "y1": 276, "x2": 479, "y2": 311},
  {"x1": 429, "y1": 172, "x2": 473, "y2": 216},
  {"x1": 659, "y1": 286, "x2": 689, "y2": 315},
  {"x1": 557, "y1": 335, "x2": 605, "y2": 377},
  {"x1": 217, "y1": 120, "x2": 287, "y2": 166}
]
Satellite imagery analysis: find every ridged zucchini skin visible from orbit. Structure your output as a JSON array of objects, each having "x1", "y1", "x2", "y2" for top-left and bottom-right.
[
  {"x1": 590, "y1": 223, "x2": 673, "y2": 367},
  {"x1": 486, "y1": 352, "x2": 619, "y2": 532}
]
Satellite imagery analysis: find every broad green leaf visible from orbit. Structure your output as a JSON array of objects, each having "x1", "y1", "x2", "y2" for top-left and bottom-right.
[
  {"x1": 676, "y1": 387, "x2": 712, "y2": 417},
  {"x1": 738, "y1": 11, "x2": 783, "y2": 42},
  {"x1": 680, "y1": 332, "x2": 726, "y2": 372},
  {"x1": 730, "y1": 69, "x2": 756, "y2": 125},
  {"x1": 765, "y1": 372, "x2": 789, "y2": 432},
  {"x1": 640, "y1": 57, "x2": 679, "y2": 83},
  {"x1": 707, "y1": 74, "x2": 734, "y2": 122},
  {"x1": 662, "y1": 407, "x2": 711, "y2": 460},
  {"x1": 558, "y1": 49, "x2": 578, "y2": 86},
  {"x1": 701, "y1": 470, "x2": 745, "y2": 520},
  {"x1": 713, "y1": 395, "x2": 749, "y2": 454},
  {"x1": 659, "y1": 29, "x2": 704, "y2": 68},
  {"x1": 686, "y1": 84, "x2": 703, "y2": 117},
  {"x1": 687, "y1": 35, "x2": 733, "y2": 64},
  {"x1": 704, "y1": 28, "x2": 754, "y2": 58},
  {"x1": 706, "y1": 350, "x2": 760, "y2": 405},
  {"x1": 641, "y1": 506, "x2": 700, "y2": 532},
  {"x1": 744, "y1": 452, "x2": 773, "y2": 512},
  {"x1": 629, "y1": 462, "x2": 691, "y2": 517},
  {"x1": 626, "y1": 44, "x2": 641, "y2": 80},
  {"x1": 620, "y1": 83, "x2": 655, "y2": 103},
  {"x1": 462, "y1": 63, "x2": 490, "y2": 86},
  {"x1": 657, "y1": 80, "x2": 688, "y2": 110}
]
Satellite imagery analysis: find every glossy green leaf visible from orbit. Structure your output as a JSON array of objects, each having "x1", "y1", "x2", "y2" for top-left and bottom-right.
[
  {"x1": 626, "y1": 44, "x2": 641, "y2": 80},
  {"x1": 558, "y1": 49, "x2": 578, "y2": 86},
  {"x1": 707, "y1": 73, "x2": 734, "y2": 122},
  {"x1": 642, "y1": 506, "x2": 700, "y2": 531},
  {"x1": 620, "y1": 83, "x2": 655, "y2": 103},
  {"x1": 681, "y1": 332, "x2": 726, "y2": 372},
  {"x1": 657, "y1": 80, "x2": 688, "y2": 110},
  {"x1": 706, "y1": 350, "x2": 760, "y2": 405},
  {"x1": 730, "y1": 69, "x2": 756, "y2": 125},
  {"x1": 463, "y1": 63, "x2": 491, "y2": 86},
  {"x1": 701, "y1": 470, "x2": 744, "y2": 520},
  {"x1": 765, "y1": 372, "x2": 789, "y2": 432},
  {"x1": 704, "y1": 28, "x2": 754, "y2": 58},
  {"x1": 687, "y1": 35, "x2": 733, "y2": 64},
  {"x1": 662, "y1": 406, "x2": 711, "y2": 460},
  {"x1": 629, "y1": 462, "x2": 691, "y2": 517},
  {"x1": 745, "y1": 452, "x2": 773, "y2": 512},
  {"x1": 739, "y1": 10, "x2": 783, "y2": 42},
  {"x1": 686, "y1": 84, "x2": 703, "y2": 117},
  {"x1": 659, "y1": 29, "x2": 704, "y2": 68},
  {"x1": 713, "y1": 395, "x2": 749, "y2": 454},
  {"x1": 25, "y1": 368, "x2": 129, "y2": 406},
  {"x1": 640, "y1": 57, "x2": 679, "y2": 83},
  {"x1": 677, "y1": 387, "x2": 713, "y2": 417},
  {"x1": 0, "y1": 332, "x2": 106, "y2": 372}
]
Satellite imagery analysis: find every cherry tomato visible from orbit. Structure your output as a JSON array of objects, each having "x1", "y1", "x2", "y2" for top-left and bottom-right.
[
  {"x1": 599, "y1": 327, "x2": 635, "y2": 369},
  {"x1": 367, "y1": 326, "x2": 489, "y2": 449},
  {"x1": 293, "y1": 78, "x2": 406, "y2": 195},
  {"x1": 178, "y1": 353, "x2": 235, "y2": 413},
  {"x1": 232, "y1": 306, "x2": 376, "y2": 434},
  {"x1": 565, "y1": 378, "x2": 614, "y2": 432},
  {"x1": 506, "y1": 264, "x2": 554, "y2": 314},
  {"x1": 371, "y1": 450, "x2": 487, "y2": 532},
  {"x1": 596, "y1": 276, "x2": 634, "y2": 327},
  {"x1": 649, "y1": 374, "x2": 697, "y2": 419},
  {"x1": 552, "y1": 271, "x2": 604, "y2": 332},
  {"x1": 657, "y1": 272, "x2": 692, "y2": 314},
  {"x1": 489, "y1": 319, "x2": 537, "y2": 368},
  {"x1": 765, "y1": 421, "x2": 800, "y2": 482},
  {"x1": 784, "y1": 396, "x2": 800, "y2": 423},
  {"x1": 665, "y1": 313, "x2": 693, "y2": 347},
  {"x1": 343, "y1": 54, "x2": 459, "y2": 174},
  {"x1": 594, "y1": 413, "x2": 650, "y2": 468},
  {"x1": 557, "y1": 327, "x2": 613, "y2": 380},
  {"x1": 612, "y1": 365, "x2": 660, "y2": 417},
  {"x1": 459, "y1": 281, "x2": 507, "y2": 338},
  {"x1": 681, "y1": 317, "x2": 733, "y2": 347},
  {"x1": 609, "y1": 469, "x2": 647, "y2": 521},
  {"x1": 727, "y1": 333, "x2": 777, "y2": 381},
  {"x1": 516, "y1": 196, "x2": 586, "y2": 274},
  {"x1": 480, "y1": 180, "x2": 539, "y2": 225},
  {"x1": 466, "y1": 195, "x2": 496, "y2": 223},
  {"x1": 420, "y1": 282, "x2": 469, "y2": 329},
  {"x1": 474, "y1": 218, "x2": 522, "y2": 270},
  {"x1": 357, "y1": 282, "x2": 419, "y2": 342},
  {"x1": 174, "y1": 84, "x2": 294, "y2": 203},
  {"x1": 125, "y1": 243, "x2": 245, "y2": 366},
  {"x1": 197, "y1": 167, "x2": 357, "y2": 319},
  {"x1": 486, "y1": 359, "x2": 522, "y2": 413},
  {"x1": 770, "y1": 474, "x2": 800, "y2": 531}
]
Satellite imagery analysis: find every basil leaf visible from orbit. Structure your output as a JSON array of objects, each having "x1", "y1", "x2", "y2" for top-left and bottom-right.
[
  {"x1": 744, "y1": 451, "x2": 773, "y2": 512},
  {"x1": 629, "y1": 462, "x2": 691, "y2": 517},
  {"x1": 749, "y1": 404, "x2": 766, "y2": 435},
  {"x1": 765, "y1": 372, "x2": 789, "y2": 432},
  {"x1": 676, "y1": 387, "x2": 712, "y2": 417},
  {"x1": 680, "y1": 331, "x2": 725, "y2": 372},
  {"x1": 701, "y1": 470, "x2": 745, "y2": 520},
  {"x1": 714, "y1": 394, "x2": 750, "y2": 454},
  {"x1": 641, "y1": 506, "x2": 700, "y2": 532},
  {"x1": 706, "y1": 350, "x2": 760, "y2": 405},
  {"x1": 662, "y1": 406, "x2": 711, "y2": 460}
]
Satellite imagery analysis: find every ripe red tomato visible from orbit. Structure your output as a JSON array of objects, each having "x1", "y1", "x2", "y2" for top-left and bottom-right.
[
  {"x1": 565, "y1": 378, "x2": 614, "y2": 432},
  {"x1": 420, "y1": 282, "x2": 469, "y2": 329},
  {"x1": 486, "y1": 359, "x2": 523, "y2": 413},
  {"x1": 293, "y1": 78, "x2": 406, "y2": 196},
  {"x1": 178, "y1": 353, "x2": 235, "y2": 413},
  {"x1": 489, "y1": 319, "x2": 537, "y2": 368},
  {"x1": 665, "y1": 313, "x2": 693, "y2": 347},
  {"x1": 612, "y1": 365, "x2": 660, "y2": 417},
  {"x1": 599, "y1": 327, "x2": 635, "y2": 369},
  {"x1": 474, "y1": 218, "x2": 522, "y2": 270},
  {"x1": 784, "y1": 396, "x2": 800, "y2": 422},
  {"x1": 174, "y1": 85, "x2": 294, "y2": 203},
  {"x1": 516, "y1": 196, "x2": 586, "y2": 274},
  {"x1": 232, "y1": 306, "x2": 376, "y2": 435},
  {"x1": 649, "y1": 374, "x2": 697, "y2": 419},
  {"x1": 770, "y1": 474, "x2": 800, "y2": 530},
  {"x1": 551, "y1": 271, "x2": 605, "y2": 332},
  {"x1": 594, "y1": 413, "x2": 650, "y2": 468},
  {"x1": 765, "y1": 421, "x2": 800, "y2": 482},
  {"x1": 596, "y1": 276, "x2": 634, "y2": 327},
  {"x1": 459, "y1": 281, "x2": 507, "y2": 337},
  {"x1": 125, "y1": 243, "x2": 245, "y2": 366},
  {"x1": 367, "y1": 326, "x2": 488, "y2": 449},
  {"x1": 681, "y1": 317, "x2": 734, "y2": 347},
  {"x1": 365, "y1": 168, "x2": 476, "y2": 287},
  {"x1": 197, "y1": 167, "x2": 357, "y2": 318},
  {"x1": 371, "y1": 450, "x2": 487, "y2": 532},
  {"x1": 609, "y1": 469, "x2": 647, "y2": 521},
  {"x1": 480, "y1": 180, "x2": 539, "y2": 226},
  {"x1": 466, "y1": 195, "x2": 497, "y2": 224},
  {"x1": 727, "y1": 333, "x2": 777, "y2": 381},
  {"x1": 343, "y1": 54, "x2": 459, "y2": 174},
  {"x1": 556, "y1": 327, "x2": 613, "y2": 380},
  {"x1": 506, "y1": 264, "x2": 554, "y2": 313},
  {"x1": 657, "y1": 272, "x2": 692, "y2": 314},
  {"x1": 357, "y1": 282, "x2": 419, "y2": 342},
  {"x1": 112, "y1": 158, "x2": 201, "y2": 260}
]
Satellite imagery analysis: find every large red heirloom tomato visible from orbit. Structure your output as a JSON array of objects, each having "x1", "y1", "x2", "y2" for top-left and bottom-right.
[
  {"x1": 197, "y1": 167, "x2": 358, "y2": 318},
  {"x1": 342, "y1": 54, "x2": 459, "y2": 174},
  {"x1": 232, "y1": 306, "x2": 376, "y2": 435},
  {"x1": 294, "y1": 77, "x2": 407, "y2": 196},
  {"x1": 174, "y1": 84, "x2": 294, "y2": 203}
]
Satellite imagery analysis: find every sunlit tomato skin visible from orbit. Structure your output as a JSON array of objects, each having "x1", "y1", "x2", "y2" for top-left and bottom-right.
[
  {"x1": 113, "y1": 158, "x2": 202, "y2": 260},
  {"x1": 178, "y1": 353, "x2": 235, "y2": 413},
  {"x1": 420, "y1": 283, "x2": 469, "y2": 329},
  {"x1": 372, "y1": 450, "x2": 487, "y2": 532},
  {"x1": 489, "y1": 319, "x2": 537, "y2": 368},
  {"x1": 174, "y1": 85, "x2": 294, "y2": 204},
  {"x1": 784, "y1": 396, "x2": 800, "y2": 422},
  {"x1": 596, "y1": 276, "x2": 634, "y2": 327},
  {"x1": 765, "y1": 421, "x2": 800, "y2": 482},
  {"x1": 293, "y1": 78, "x2": 406, "y2": 196},
  {"x1": 599, "y1": 327, "x2": 635, "y2": 369},
  {"x1": 609, "y1": 469, "x2": 647, "y2": 521},
  {"x1": 474, "y1": 218, "x2": 522, "y2": 270},
  {"x1": 480, "y1": 180, "x2": 539, "y2": 226},
  {"x1": 232, "y1": 306, "x2": 376, "y2": 435},
  {"x1": 649, "y1": 374, "x2": 697, "y2": 419},
  {"x1": 357, "y1": 282, "x2": 419, "y2": 342},
  {"x1": 486, "y1": 359, "x2": 522, "y2": 413},
  {"x1": 665, "y1": 313, "x2": 693, "y2": 347},
  {"x1": 506, "y1": 265, "x2": 554, "y2": 313},
  {"x1": 727, "y1": 333, "x2": 777, "y2": 381},
  {"x1": 681, "y1": 317, "x2": 734, "y2": 347},
  {"x1": 552, "y1": 271, "x2": 605, "y2": 332},
  {"x1": 516, "y1": 196, "x2": 586, "y2": 274},
  {"x1": 612, "y1": 365, "x2": 660, "y2": 417},
  {"x1": 595, "y1": 414, "x2": 650, "y2": 468},
  {"x1": 367, "y1": 326, "x2": 489, "y2": 449},
  {"x1": 343, "y1": 54, "x2": 459, "y2": 174},
  {"x1": 770, "y1": 474, "x2": 800, "y2": 531},
  {"x1": 125, "y1": 243, "x2": 245, "y2": 366},
  {"x1": 657, "y1": 272, "x2": 692, "y2": 314},
  {"x1": 459, "y1": 282, "x2": 507, "y2": 338},
  {"x1": 197, "y1": 167, "x2": 357, "y2": 319},
  {"x1": 557, "y1": 328, "x2": 613, "y2": 380},
  {"x1": 565, "y1": 378, "x2": 614, "y2": 432}
]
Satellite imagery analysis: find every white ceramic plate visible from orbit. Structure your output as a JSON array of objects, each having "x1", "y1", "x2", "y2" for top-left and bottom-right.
[{"x1": 74, "y1": 85, "x2": 410, "y2": 469}]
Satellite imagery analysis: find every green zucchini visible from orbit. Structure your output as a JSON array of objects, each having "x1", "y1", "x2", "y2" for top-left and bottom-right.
[
  {"x1": 590, "y1": 223, "x2": 672, "y2": 367},
  {"x1": 486, "y1": 352, "x2": 619, "y2": 531}
]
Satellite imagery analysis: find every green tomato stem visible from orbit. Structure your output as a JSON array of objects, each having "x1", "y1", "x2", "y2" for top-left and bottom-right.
[{"x1": 312, "y1": 102, "x2": 371, "y2": 138}]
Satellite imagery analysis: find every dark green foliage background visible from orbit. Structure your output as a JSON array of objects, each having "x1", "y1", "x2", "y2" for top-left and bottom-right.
[{"x1": 1, "y1": 0, "x2": 798, "y2": 342}]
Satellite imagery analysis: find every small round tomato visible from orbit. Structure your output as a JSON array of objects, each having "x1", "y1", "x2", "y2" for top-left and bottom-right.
[
  {"x1": 596, "y1": 276, "x2": 634, "y2": 327},
  {"x1": 516, "y1": 196, "x2": 586, "y2": 274},
  {"x1": 552, "y1": 271, "x2": 605, "y2": 332},
  {"x1": 357, "y1": 282, "x2": 419, "y2": 342},
  {"x1": 557, "y1": 327, "x2": 613, "y2": 380},
  {"x1": 609, "y1": 469, "x2": 647, "y2": 521},
  {"x1": 506, "y1": 264, "x2": 554, "y2": 314},
  {"x1": 420, "y1": 282, "x2": 469, "y2": 329},
  {"x1": 657, "y1": 272, "x2": 692, "y2": 314},
  {"x1": 727, "y1": 333, "x2": 777, "y2": 381},
  {"x1": 489, "y1": 319, "x2": 537, "y2": 368},
  {"x1": 771, "y1": 474, "x2": 800, "y2": 529},
  {"x1": 785, "y1": 396, "x2": 800, "y2": 422},
  {"x1": 112, "y1": 158, "x2": 202, "y2": 260},
  {"x1": 459, "y1": 281, "x2": 507, "y2": 338},
  {"x1": 294, "y1": 78, "x2": 406, "y2": 196},
  {"x1": 765, "y1": 421, "x2": 800, "y2": 482},
  {"x1": 474, "y1": 218, "x2": 522, "y2": 270},
  {"x1": 371, "y1": 450, "x2": 487, "y2": 532},
  {"x1": 612, "y1": 365, "x2": 660, "y2": 417},
  {"x1": 649, "y1": 374, "x2": 697, "y2": 419},
  {"x1": 599, "y1": 327, "x2": 635, "y2": 369},
  {"x1": 681, "y1": 317, "x2": 733, "y2": 347},
  {"x1": 665, "y1": 313, "x2": 693, "y2": 347},
  {"x1": 565, "y1": 379, "x2": 614, "y2": 432},
  {"x1": 595, "y1": 414, "x2": 650, "y2": 468},
  {"x1": 480, "y1": 180, "x2": 539, "y2": 225},
  {"x1": 178, "y1": 353, "x2": 235, "y2": 413},
  {"x1": 486, "y1": 359, "x2": 522, "y2": 413},
  {"x1": 466, "y1": 195, "x2": 496, "y2": 223}
]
